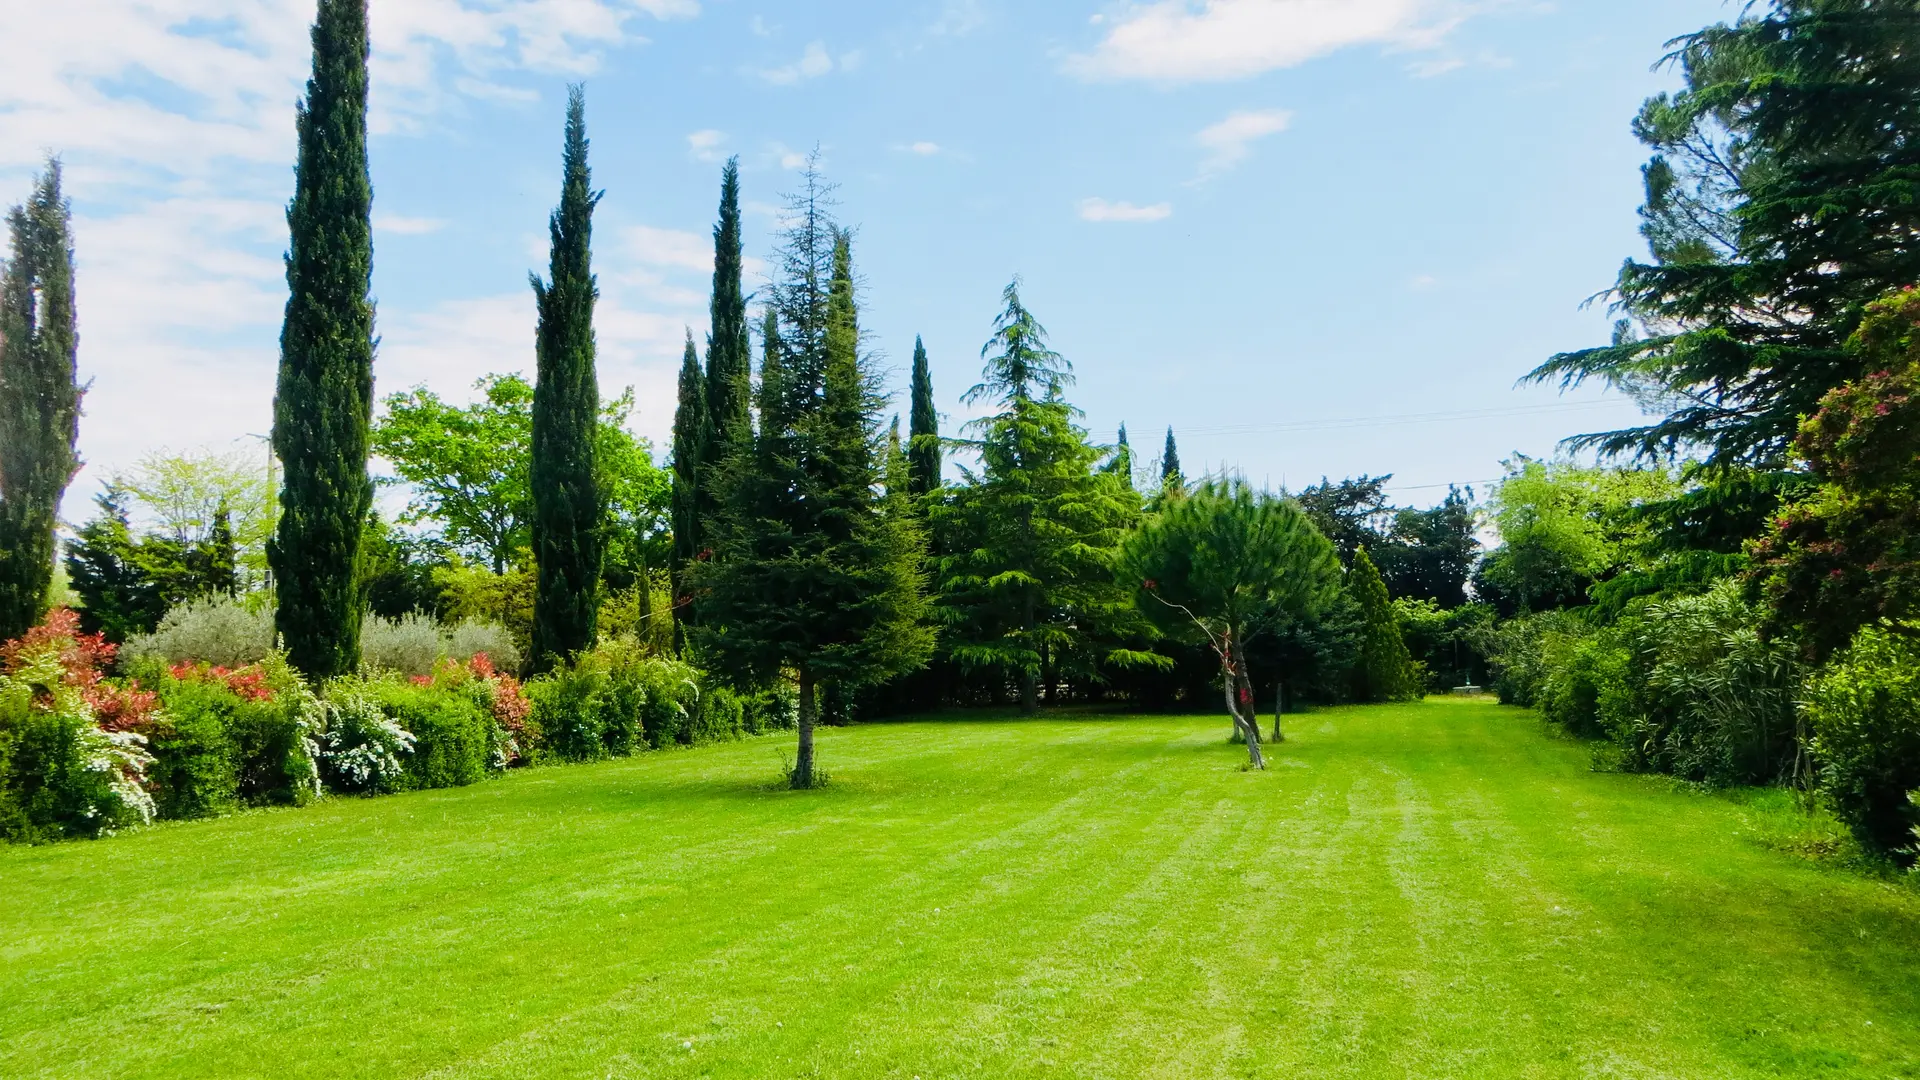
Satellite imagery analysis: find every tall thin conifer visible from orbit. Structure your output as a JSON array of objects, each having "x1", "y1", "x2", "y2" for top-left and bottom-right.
[
  {"x1": 0, "y1": 160, "x2": 81, "y2": 641},
  {"x1": 269, "y1": 0, "x2": 374, "y2": 678},
  {"x1": 529, "y1": 85, "x2": 603, "y2": 671},
  {"x1": 908, "y1": 335, "x2": 941, "y2": 497}
]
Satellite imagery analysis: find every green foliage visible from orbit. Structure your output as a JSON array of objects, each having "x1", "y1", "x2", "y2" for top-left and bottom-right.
[
  {"x1": 136, "y1": 657, "x2": 323, "y2": 815},
  {"x1": 270, "y1": 0, "x2": 375, "y2": 680},
  {"x1": 529, "y1": 85, "x2": 604, "y2": 672},
  {"x1": 693, "y1": 184, "x2": 931, "y2": 785},
  {"x1": 125, "y1": 595, "x2": 276, "y2": 669},
  {"x1": 524, "y1": 642, "x2": 707, "y2": 760},
  {"x1": 374, "y1": 375, "x2": 535, "y2": 573},
  {"x1": 1752, "y1": 288, "x2": 1920, "y2": 659},
  {"x1": 701, "y1": 158, "x2": 753, "y2": 543},
  {"x1": 909, "y1": 335, "x2": 942, "y2": 498},
  {"x1": 0, "y1": 158, "x2": 81, "y2": 642},
  {"x1": 347, "y1": 679, "x2": 494, "y2": 791},
  {"x1": 1375, "y1": 487, "x2": 1479, "y2": 607},
  {"x1": 671, "y1": 330, "x2": 709, "y2": 608},
  {"x1": 1476, "y1": 457, "x2": 1680, "y2": 614},
  {"x1": 436, "y1": 562, "x2": 535, "y2": 664},
  {"x1": 115, "y1": 447, "x2": 274, "y2": 584},
  {"x1": 64, "y1": 488, "x2": 167, "y2": 643},
  {"x1": 934, "y1": 281, "x2": 1143, "y2": 713},
  {"x1": 1530, "y1": 1, "x2": 1920, "y2": 467},
  {"x1": 1349, "y1": 549, "x2": 1421, "y2": 702},
  {"x1": 1607, "y1": 583, "x2": 1804, "y2": 785},
  {"x1": 1291, "y1": 475, "x2": 1390, "y2": 568},
  {"x1": 1160, "y1": 427, "x2": 1183, "y2": 490},
  {"x1": 1394, "y1": 598, "x2": 1496, "y2": 691},
  {"x1": 1803, "y1": 625, "x2": 1920, "y2": 857}
]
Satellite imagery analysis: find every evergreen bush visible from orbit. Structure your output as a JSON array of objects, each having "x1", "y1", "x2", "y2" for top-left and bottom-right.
[
  {"x1": 1804, "y1": 626, "x2": 1920, "y2": 857},
  {"x1": 125, "y1": 595, "x2": 275, "y2": 669}
]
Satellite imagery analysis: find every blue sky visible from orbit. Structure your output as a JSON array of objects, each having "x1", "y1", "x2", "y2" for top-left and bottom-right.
[{"x1": 1, "y1": 0, "x2": 1734, "y2": 518}]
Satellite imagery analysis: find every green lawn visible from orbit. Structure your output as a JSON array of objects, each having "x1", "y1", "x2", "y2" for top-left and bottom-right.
[{"x1": 3, "y1": 700, "x2": 1917, "y2": 1079}]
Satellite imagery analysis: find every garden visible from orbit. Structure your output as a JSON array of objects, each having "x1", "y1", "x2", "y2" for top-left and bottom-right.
[{"x1": 2, "y1": 0, "x2": 1920, "y2": 1074}]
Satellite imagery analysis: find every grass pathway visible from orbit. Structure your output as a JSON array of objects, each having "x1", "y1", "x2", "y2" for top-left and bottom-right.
[{"x1": 2, "y1": 699, "x2": 1916, "y2": 1078}]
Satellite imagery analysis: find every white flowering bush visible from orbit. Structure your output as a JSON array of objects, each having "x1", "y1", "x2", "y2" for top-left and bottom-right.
[
  {"x1": 316, "y1": 688, "x2": 415, "y2": 794},
  {"x1": 0, "y1": 644, "x2": 156, "y2": 839}
]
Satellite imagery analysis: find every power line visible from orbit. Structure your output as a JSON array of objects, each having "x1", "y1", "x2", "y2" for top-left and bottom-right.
[{"x1": 1092, "y1": 398, "x2": 1630, "y2": 443}]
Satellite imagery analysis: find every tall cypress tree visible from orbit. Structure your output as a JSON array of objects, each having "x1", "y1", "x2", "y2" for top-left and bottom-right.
[
  {"x1": 0, "y1": 159, "x2": 81, "y2": 641},
  {"x1": 704, "y1": 158, "x2": 752, "y2": 462},
  {"x1": 1105, "y1": 422, "x2": 1134, "y2": 488},
  {"x1": 670, "y1": 328, "x2": 708, "y2": 646},
  {"x1": 908, "y1": 335, "x2": 941, "y2": 497},
  {"x1": 529, "y1": 85, "x2": 603, "y2": 671},
  {"x1": 269, "y1": 0, "x2": 374, "y2": 679},
  {"x1": 1162, "y1": 426, "x2": 1185, "y2": 489}
]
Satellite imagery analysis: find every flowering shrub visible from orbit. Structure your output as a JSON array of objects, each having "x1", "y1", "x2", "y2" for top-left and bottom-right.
[
  {"x1": 316, "y1": 688, "x2": 415, "y2": 794},
  {"x1": 0, "y1": 610, "x2": 157, "y2": 840}
]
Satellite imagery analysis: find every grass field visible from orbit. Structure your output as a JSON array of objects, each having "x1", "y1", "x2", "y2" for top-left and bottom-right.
[{"x1": 3, "y1": 699, "x2": 1918, "y2": 1079}]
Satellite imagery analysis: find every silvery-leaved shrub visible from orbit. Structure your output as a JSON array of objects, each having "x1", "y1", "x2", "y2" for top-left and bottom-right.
[
  {"x1": 446, "y1": 620, "x2": 520, "y2": 673},
  {"x1": 359, "y1": 613, "x2": 444, "y2": 677},
  {"x1": 125, "y1": 595, "x2": 275, "y2": 669},
  {"x1": 316, "y1": 687, "x2": 415, "y2": 794}
]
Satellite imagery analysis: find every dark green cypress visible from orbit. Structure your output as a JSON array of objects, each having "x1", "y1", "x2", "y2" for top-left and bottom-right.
[
  {"x1": 529, "y1": 85, "x2": 603, "y2": 672},
  {"x1": 1106, "y1": 422, "x2": 1134, "y2": 488},
  {"x1": 908, "y1": 335, "x2": 941, "y2": 497},
  {"x1": 268, "y1": 0, "x2": 374, "y2": 679},
  {"x1": 670, "y1": 328, "x2": 708, "y2": 645},
  {"x1": 704, "y1": 158, "x2": 752, "y2": 460},
  {"x1": 1162, "y1": 426, "x2": 1184, "y2": 489},
  {"x1": 0, "y1": 158, "x2": 80, "y2": 641}
]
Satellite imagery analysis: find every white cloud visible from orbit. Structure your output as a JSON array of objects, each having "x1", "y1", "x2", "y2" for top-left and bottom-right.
[
  {"x1": 1194, "y1": 108, "x2": 1293, "y2": 178},
  {"x1": 748, "y1": 14, "x2": 775, "y2": 37},
  {"x1": 759, "y1": 41, "x2": 835, "y2": 84},
  {"x1": 687, "y1": 128, "x2": 727, "y2": 162},
  {"x1": 625, "y1": 225, "x2": 712, "y2": 273},
  {"x1": 1065, "y1": 0, "x2": 1469, "y2": 83},
  {"x1": 375, "y1": 215, "x2": 449, "y2": 235},
  {"x1": 909, "y1": 141, "x2": 942, "y2": 156},
  {"x1": 0, "y1": 0, "x2": 699, "y2": 507},
  {"x1": 929, "y1": 0, "x2": 987, "y2": 36},
  {"x1": 1078, "y1": 197, "x2": 1173, "y2": 223}
]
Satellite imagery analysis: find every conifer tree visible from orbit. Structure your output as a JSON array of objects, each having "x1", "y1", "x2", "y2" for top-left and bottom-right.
[
  {"x1": 529, "y1": 85, "x2": 603, "y2": 671},
  {"x1": 64, "y1": 489, "x2": 164, "y2": 642},
  {"x1": 693, "y1": 219, "x2": 930, "y2": 788},
  {"x1": 198, "y1": 507, "x2": 239, "y2": 598},
  {"x1": 704, "y1": 158, "x2": 752, "y2": 462},
  {"x1": 671, "y1": 329, "x2": 708, "y2": 632},
  {"x1": 1349, "y1": 547, "x2": 1420, "y2": 702},
  {"x1": 0, "y1": 159, "x2": 81, "y2": 641},
  {"x1": 1105, "y1": 423, "x2": 1135, "y2": 488},
  {"x1": 908, "y1": 335, "x2": 941, "y2": 497},
  {"x1": 269, "y1": 0, "x2": 374, "y2": 678},
  {"x1": 1162, "y1": 426, "x2": 1185, "y2": 490},
  {"x1": 0, "y1": 160, "x2": 81, "y2": 642},
  {"x1": 935, "y1": 281, "x2": 1149, "y2": 715}
]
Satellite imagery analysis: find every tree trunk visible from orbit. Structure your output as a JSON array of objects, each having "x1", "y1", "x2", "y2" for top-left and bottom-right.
[
  {"x1": 1272, "y1": 679, "x2": 1287, "y2": 743},
  {"x1": 1020, "y1": 593, "x2": 1039, "y2": 716},
  {"x1": 793, "y1": 667, "x2": 817, "y2": 789},
  {"x1": 1220, "y1": 652, "x2": 1264, "y2": 770}
]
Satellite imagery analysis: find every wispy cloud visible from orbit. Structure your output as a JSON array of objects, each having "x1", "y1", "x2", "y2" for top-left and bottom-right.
[
  {"x1": 908, "y1": 141, "x2": 942, "y2": 156},
  {"x1": 1065, "y1": 0, "x2": 1474, "y2": 83},
  {"x1": 758, "y1": 41, "x2": 836, "y2": 85},
  {"x1": 1079, "y1": 197, "x2": 1173, "y2": 223},
  {"x1": 687, "y1": 128, "x2": 727, "y2": 162},
  {"x1": 1194, "y1": 108, "x2": 1293, "y2": 179},
  {"x1": 0, "y1": 0, "x2": 701, "y2": 505}
]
